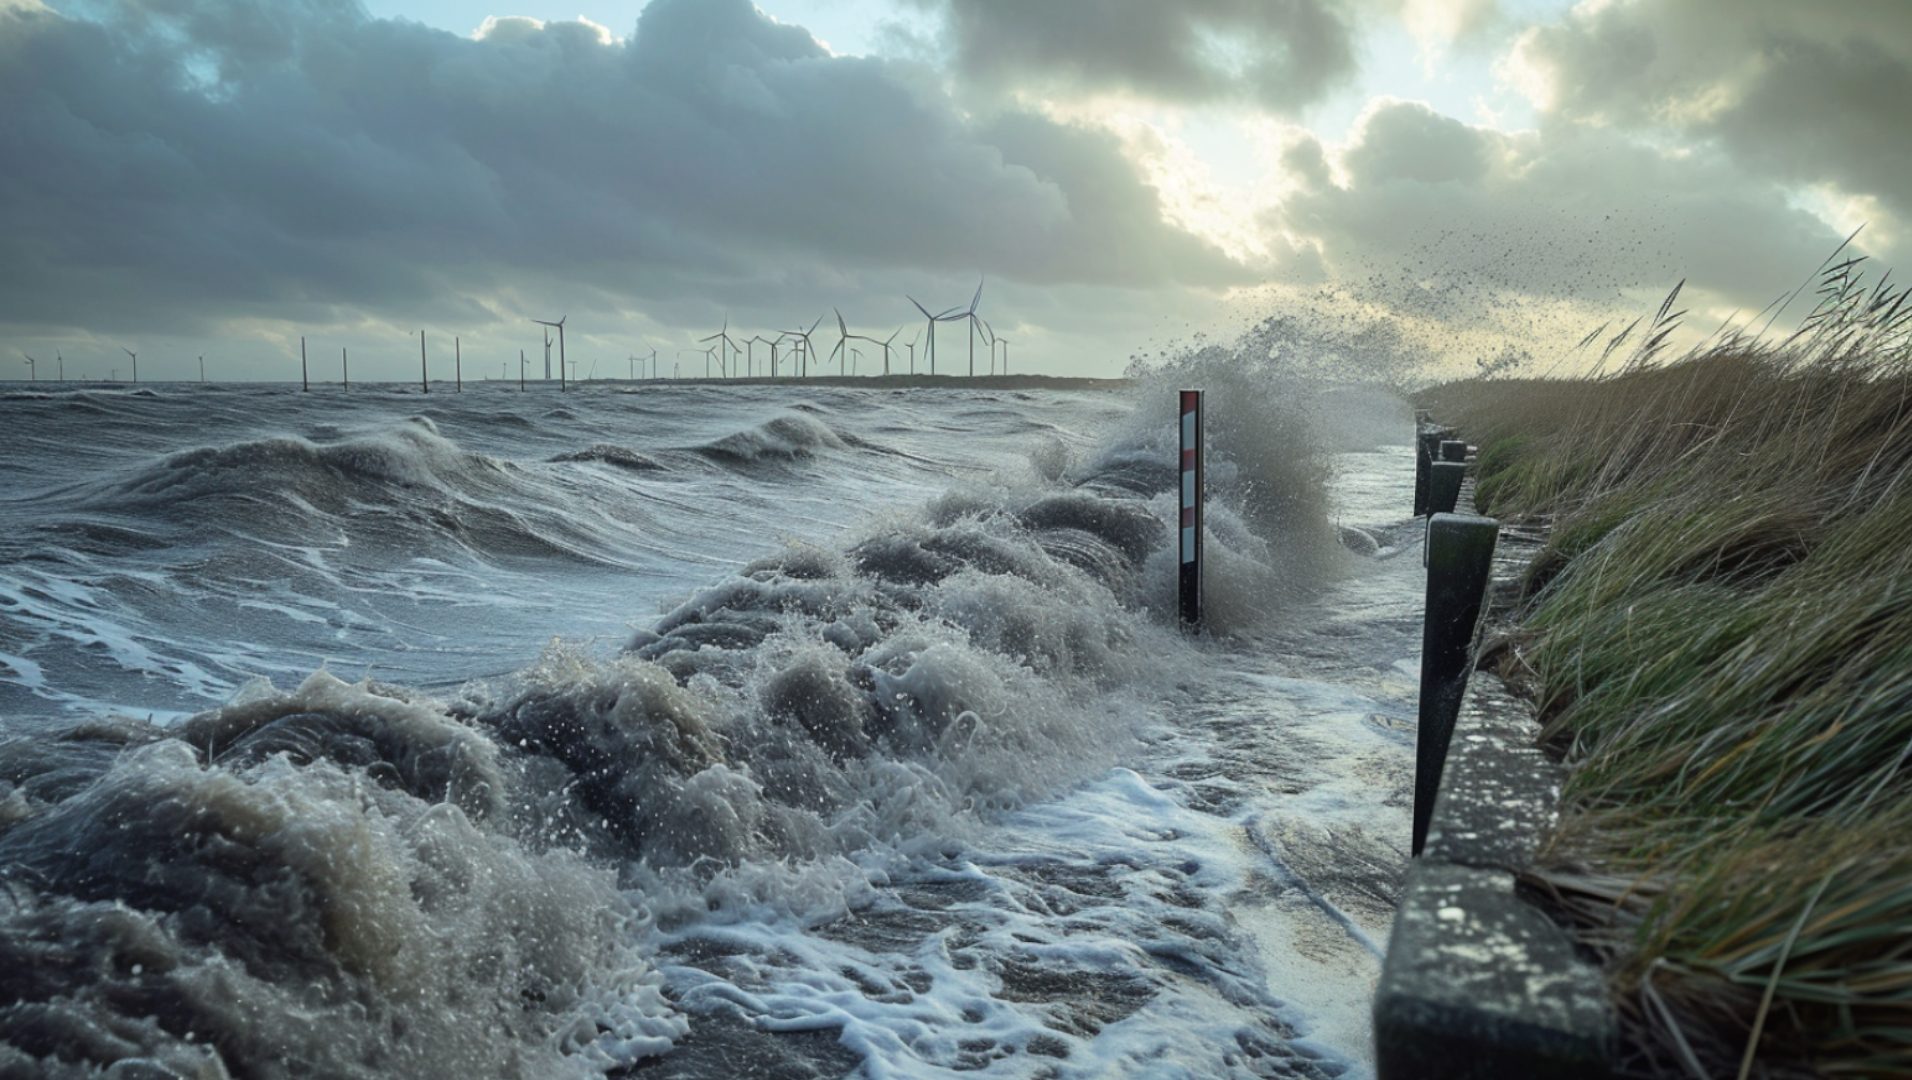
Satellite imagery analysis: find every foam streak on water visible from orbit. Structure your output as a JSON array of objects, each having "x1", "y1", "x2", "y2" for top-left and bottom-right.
[{"x1": 0, "y1": 376, "x2": 1416, "y2": 1078}]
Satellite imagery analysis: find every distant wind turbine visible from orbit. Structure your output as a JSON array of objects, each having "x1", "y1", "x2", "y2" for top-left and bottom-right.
[
  {"x1": 869, "y1": 328, "x2": 901, "y2": 376},
  {"x1": 961, "y1": 278, "x2": 986, "y2": 377},
  {"x1": 830, "y1": 309, "x2": 855, "y2": 375},
  {"x1": 699, "y1": 316, "x2": 739, "y2": 378},
  {"x1": 906, "y1": 327, "x2": 921, "y2": 375},
  {"x1": 415, "y1": 330, "x2": 429, "y2": 393},
  {"x1": 122, "y1": 347, "x2": 138, "y2": 384},
  {"x1": 907, "y1": 297, "x2": 961, "y2": 375},
  {"x1": 57, "y1": 351, "x2": 64, "y2": 382},
  {"x1": 532, "y1": 316, "x2": 567, "y2": 392},
  {"x1": 301, "y1": 336, "x2": 309, "y2": 392},
  {"x1": 21, "y1": 353, "x2": 36, "y2": 381}
]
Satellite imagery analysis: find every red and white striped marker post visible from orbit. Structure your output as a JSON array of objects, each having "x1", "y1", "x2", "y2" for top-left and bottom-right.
[{"x1": 1180, "y1": 389, "x2": 1203, "y2": 629}]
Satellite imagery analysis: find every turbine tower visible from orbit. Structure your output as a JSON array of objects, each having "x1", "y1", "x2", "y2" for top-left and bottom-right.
[
  {"x1": 21, "y1": 353, "x2": 36, "y2": 381},
  {"x1": 122, "y1": 347, "x2": 138, "y2": 383},
  {"x1": 532, "y1": 316, "x2": 567, "y2": 392}
]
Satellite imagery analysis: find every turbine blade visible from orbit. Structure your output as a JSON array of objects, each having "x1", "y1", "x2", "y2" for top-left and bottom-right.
[
  {"x1": 970, "y1": 276, "x2": 983, "y2": 313},
  {"x1": 908, "y1": 296, "x2": 933, "y2": 319}
]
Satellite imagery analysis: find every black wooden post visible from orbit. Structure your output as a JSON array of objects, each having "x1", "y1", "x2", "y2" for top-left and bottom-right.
[{"x1": 1414, "y1": 512, "x2": 1501, "y2": 855}]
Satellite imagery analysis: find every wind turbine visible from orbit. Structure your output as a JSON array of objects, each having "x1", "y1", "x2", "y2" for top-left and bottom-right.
[
  {"x1": 415, "y1": 330, "x2": 429, "y2": 393},
  {"x1": 871, "y1": 328, "x2": 901, "y2": 376},
  {"x1": 300, "y1": 336, "x2": 309, "y2": 392},
  {"x1": 58, "y1": 351, "x2": 64, "y2": 382},
  {"x1": 532, "y1": 316, "x2": 567, "y2": 392},
  {"x1": 906, "y1": 328, "x2": 921, "y2": 375},
  {"x1": 772, "y1": 331, "x2": 800, "y2": 379},
  {"x1": 830, "y1": 309, "x2": 855, "y2": 375},
  {"x1": 961, "y1": 278, "x2": 986, "y2": 377},
  {"x1": 699, "y1": 317, "x2": 739, "y2": 378},
  {"x1": 783, "y1": 316, "x2": 822, "y2": 378},
  {"x1": 542, "y1": 325, "x2": 552, "y2": 380},
  {"x1": 197, "y1": 355, "x2": 203, "y2": 383},
  {"x1": 343, "y1": 346, "x2": 349, "y2": 390},
  {"x1": 648, "y1": 347, "x2": 659, "y2": 379},
  {"x1": 520, "y1": 349, "x2": 527, "y2": 391},
  {"x1": 454, "y1": 336, "x2": 462, "y2": 392},
  {"x1": 21, "y1": 353, "x2": 35, "y2": 381},
  {"x1": 122, "y1": 347, "x2": 138, "y2": 383},
  {"x1": 907, "y1": 297, "x2": 960, "y2": 375}
]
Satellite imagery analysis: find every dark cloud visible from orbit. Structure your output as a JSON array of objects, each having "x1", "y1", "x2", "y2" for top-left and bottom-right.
[
  {"x1": 0, "y1": 0, "x2": 1243, "y2": 338},
  {"x1": 915, "y1": 0, "x2": 1356, "y2": 112},
  {"x1": 1514, "y1": 0, "x2": 1912, "y2": 224}
]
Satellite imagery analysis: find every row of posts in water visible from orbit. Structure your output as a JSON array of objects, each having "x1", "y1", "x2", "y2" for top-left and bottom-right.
[{"x1": 1171, "y1": 397, "x2": 1498, "y2": 854}]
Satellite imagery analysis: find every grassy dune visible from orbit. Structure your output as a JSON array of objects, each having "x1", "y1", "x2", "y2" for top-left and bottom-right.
[{"x1": 1418, "y1": 273, "x2": 1912, "y2": 1076}]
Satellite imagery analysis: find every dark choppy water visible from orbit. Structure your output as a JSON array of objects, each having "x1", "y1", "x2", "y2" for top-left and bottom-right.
[{"x1": 0, "y1": 373, "x2": 1418, "y2": 1078}]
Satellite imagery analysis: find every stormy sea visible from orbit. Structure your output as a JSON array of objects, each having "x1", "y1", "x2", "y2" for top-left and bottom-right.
[{"x1": 0, "y1": 362, "x2": 1421, "y2": 1079}]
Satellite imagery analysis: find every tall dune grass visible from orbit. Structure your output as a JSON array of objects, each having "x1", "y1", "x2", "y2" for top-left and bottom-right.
[{"x1": 1417, "y1": 260, "x2": 1912, "y2": 1077}]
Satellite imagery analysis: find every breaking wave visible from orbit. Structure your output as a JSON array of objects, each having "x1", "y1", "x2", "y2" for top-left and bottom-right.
[{"x1": 695, "y1": 413, "x2": 848, "y2": 463}]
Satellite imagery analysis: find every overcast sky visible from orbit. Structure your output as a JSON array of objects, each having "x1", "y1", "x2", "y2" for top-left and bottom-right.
[{"x1": 3, "y1": 0, "x2": 1907, "y2": 382}]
